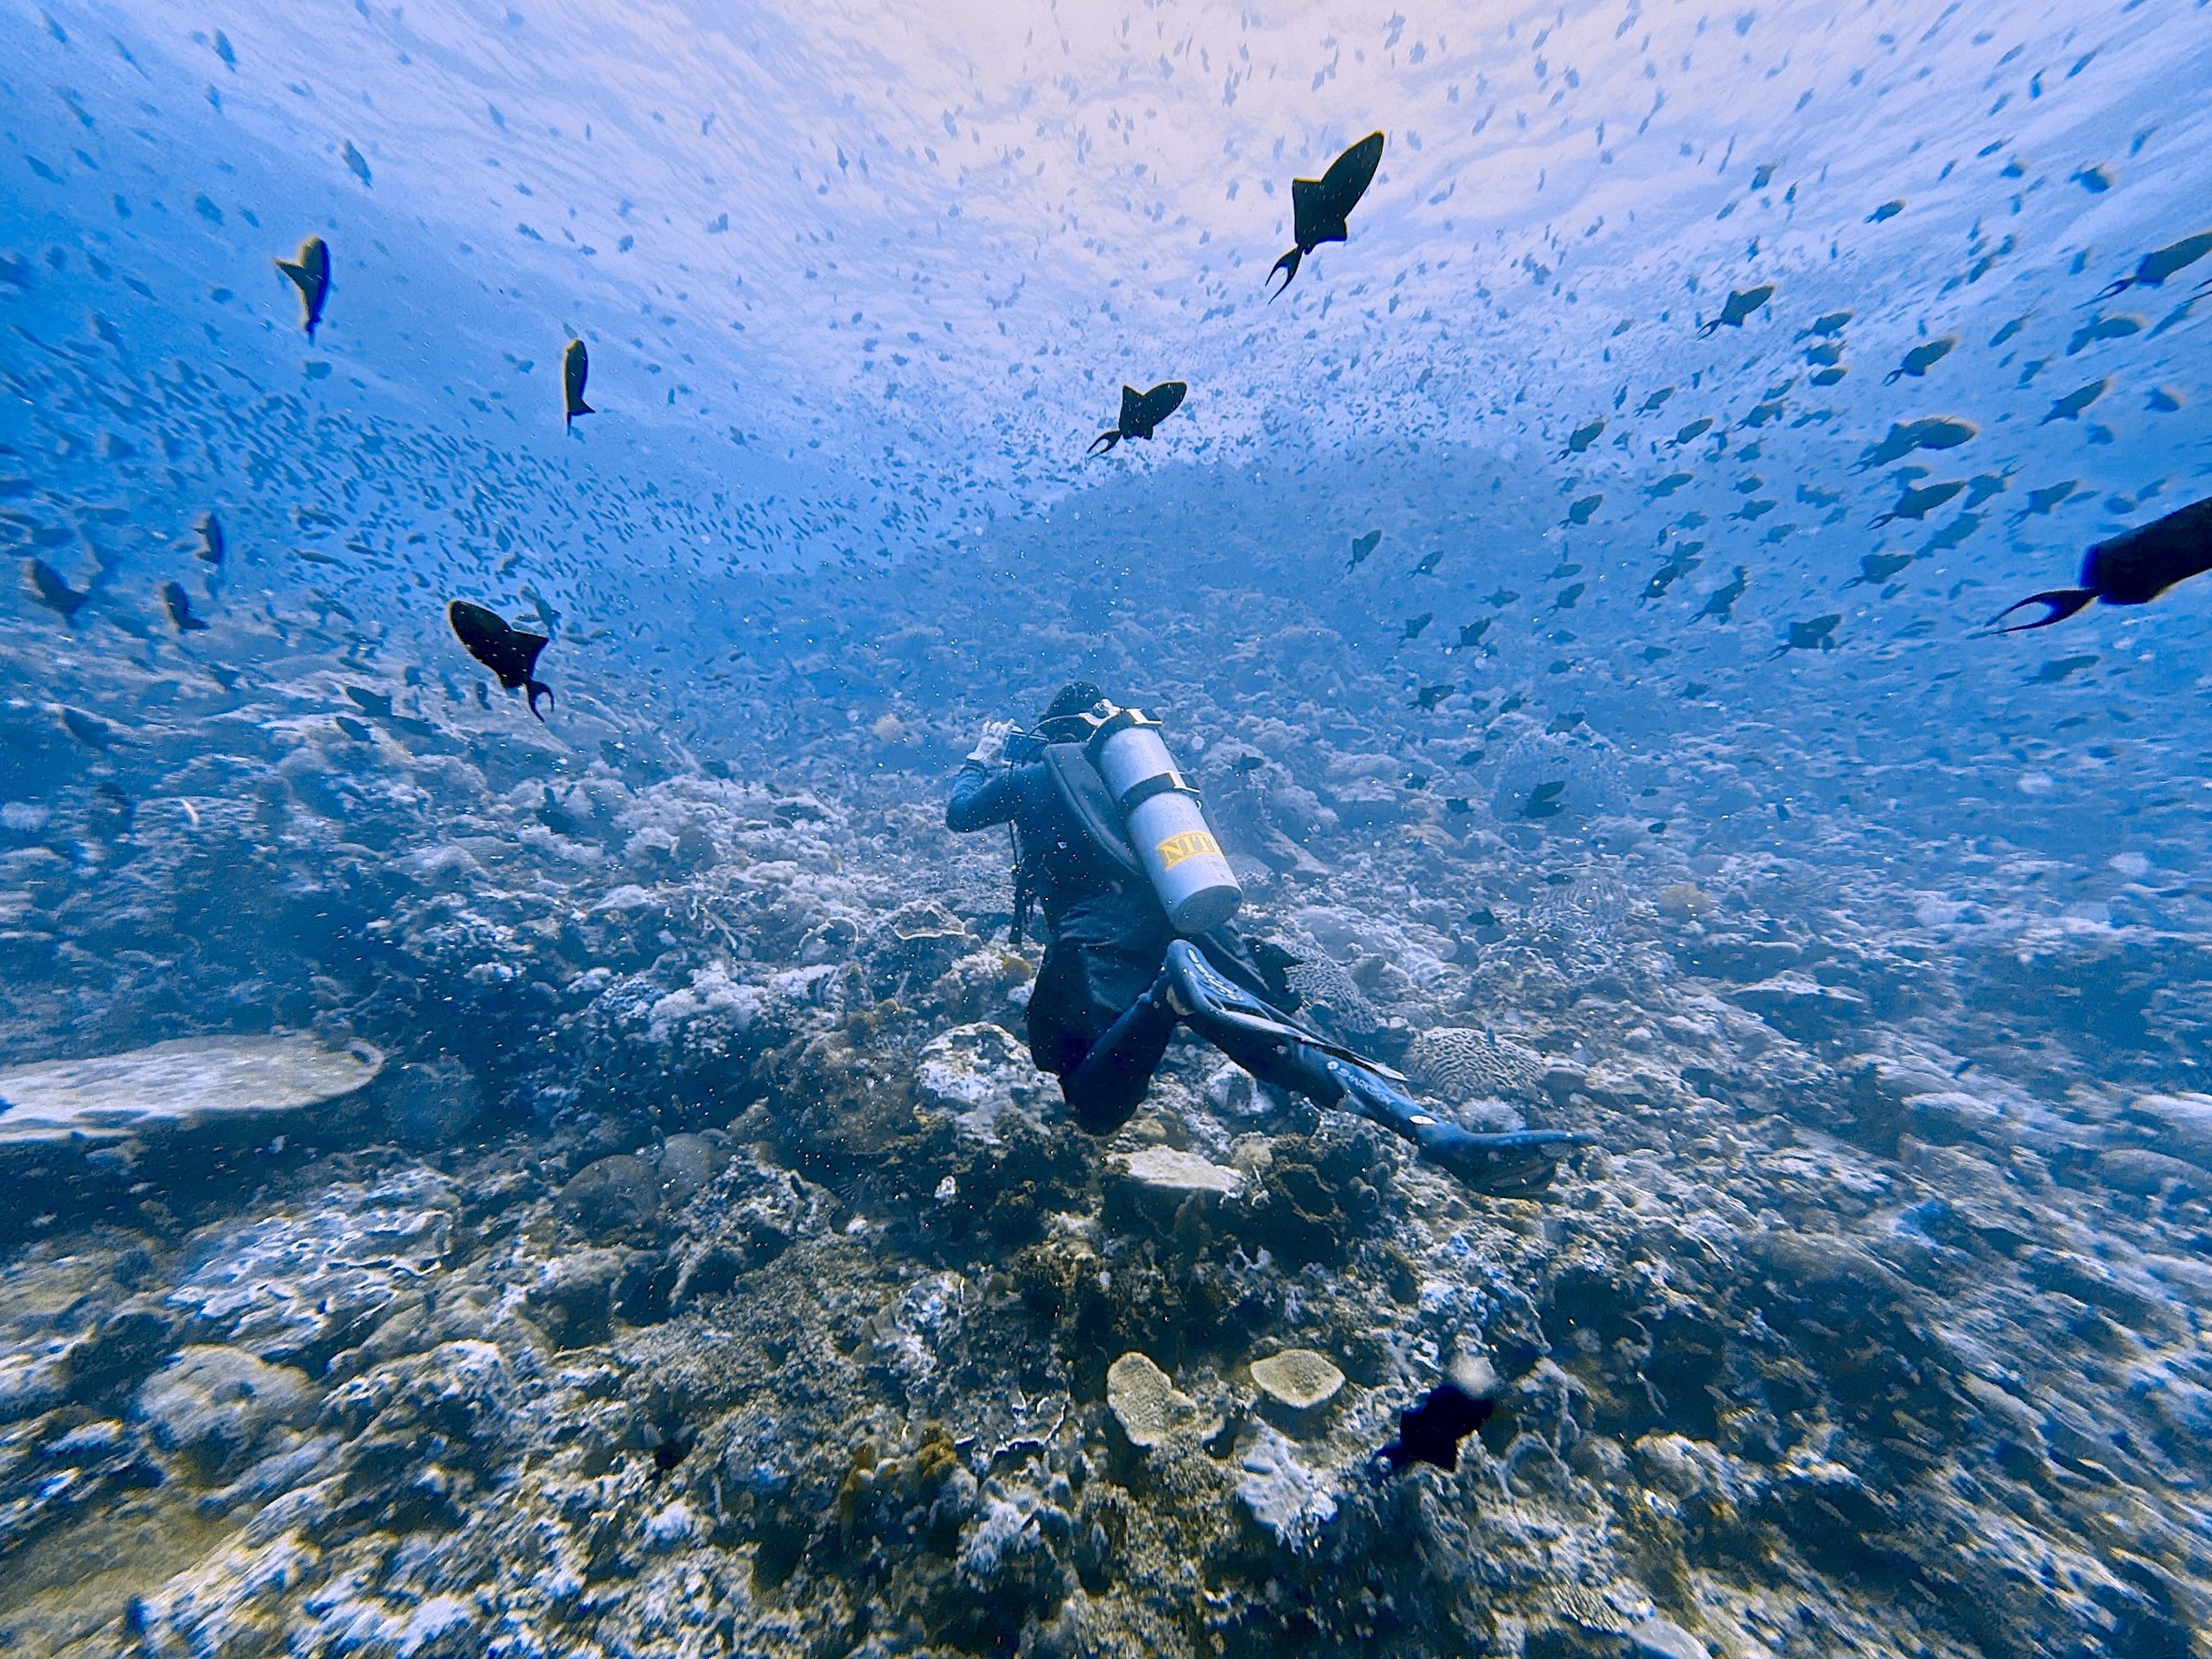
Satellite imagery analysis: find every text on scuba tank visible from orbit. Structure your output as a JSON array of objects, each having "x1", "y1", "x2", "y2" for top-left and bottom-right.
[{"x1": 1156, "y1": 831, "x2": 1221, "y2": 870}]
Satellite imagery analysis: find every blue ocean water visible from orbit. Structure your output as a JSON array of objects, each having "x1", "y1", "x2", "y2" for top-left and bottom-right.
[{"x1": 3, "y1": 0, "x2": 2212, "y2": 1654}]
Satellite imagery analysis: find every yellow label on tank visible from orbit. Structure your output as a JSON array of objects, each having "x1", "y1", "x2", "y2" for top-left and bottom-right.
[{"x1": 1156, "y1": 831, "x2": 1220, "y2": 871}]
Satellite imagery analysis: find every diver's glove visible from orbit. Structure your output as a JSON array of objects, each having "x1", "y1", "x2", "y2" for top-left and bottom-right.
[{"x1": 965, "y1": 718, "x2": 1017, "y2": 766}]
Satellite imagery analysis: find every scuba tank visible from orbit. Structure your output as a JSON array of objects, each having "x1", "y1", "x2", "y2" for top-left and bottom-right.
[{"x1": 1083, "y1": 705, "x2": 1243, "y2": 933}]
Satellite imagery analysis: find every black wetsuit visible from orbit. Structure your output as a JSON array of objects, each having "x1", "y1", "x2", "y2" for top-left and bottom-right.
[
  {"x1": 948, "y1": 754, "x2": 1586, "y2": 1193},
  {"x1": 947, "y1": 757, "x2": 1281, "y2": 1131}
]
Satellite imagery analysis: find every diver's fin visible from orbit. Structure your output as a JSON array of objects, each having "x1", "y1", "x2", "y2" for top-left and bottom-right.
[
  {"x1": 1162, "y1": 941, "x2": 1401, "y2": 1079},
  {"x1": 1985, "y1": 588, "x2": 2097, "y2": 634},
  {"x1": 1324, "y1": 1057, "x2": 1589, "y2": 1197},
  {"x1": 1087, "y1": 429, "x2": 1123, "y2": 456},
  {"x1": 2093, "y1": 276, "x2": 2133, "y2": 302},
  {"x1": 1266, "y1": 247, "x2": 1302, "y2": 300}
]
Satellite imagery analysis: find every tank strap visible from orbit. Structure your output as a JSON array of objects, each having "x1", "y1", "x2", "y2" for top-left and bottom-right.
[{"x1": 1041, "y1": 743, "x2": 1143, "y2": 880}]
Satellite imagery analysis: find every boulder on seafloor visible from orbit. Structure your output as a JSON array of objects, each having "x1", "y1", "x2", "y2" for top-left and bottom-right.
[
  {"x1": 131, "y1": 1345, "x2": 315, "y2": 1479},
  {"x1": 914, "y1": 1023, "x2": 1040, "y2": 1143},
  {"x1": 1114, "y1": 1146, "x2": 1242, "y2": 1197},
  {"x1": 0, "y1": 1035, "x2": 383, "y2": 1144},
  {"x1": 1235, "y1": 1422, "x2": 1338, "y2": 1545},
  {"x1": 1105, "y1": 1352, "x2": 1218, "y2": 1449},
  {"x1": 1249, "y1": 1348, "x2": 1346, "y2": 1413}
]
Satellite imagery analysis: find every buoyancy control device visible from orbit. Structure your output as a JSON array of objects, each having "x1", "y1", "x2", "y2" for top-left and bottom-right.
[{"x1": 1039, "y1": 702, "x2": 1242, "y2": 933}]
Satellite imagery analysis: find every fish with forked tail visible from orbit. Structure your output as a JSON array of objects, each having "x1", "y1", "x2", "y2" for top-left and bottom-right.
[
  {"x1": 275, "y1": 236, "x2": 331, "y2": 339},
  {"x1": 449, "y1": 599, "x2": 555, "y2": 718},
  {"x1": 1088, "y1": 381, "x2": 1187, "y2": 455},
  {"x1": 1267, "y1": 132, "x2": 1385, "y2": 298},
  {"x1": 1987, "y1": 496, "x2": 2212, "y2": 633}
]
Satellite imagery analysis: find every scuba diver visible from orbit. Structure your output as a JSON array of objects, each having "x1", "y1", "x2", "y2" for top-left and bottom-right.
[{"x1": 947, "y1": 682, "x2": 1586, "y2": 1196}]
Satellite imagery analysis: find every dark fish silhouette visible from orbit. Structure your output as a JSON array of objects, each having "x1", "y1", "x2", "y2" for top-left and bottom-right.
[
  {"x1": 1866, "y1": 200, "x2": 1905, "y2": 223},
  {"x1": 449, "y1": 599, "x2": 554, "y2": 718},
  {"x1": 1348, "y1": 529, "x2": 1382, "y2": 570},
  {"x1": 1415, "y1": 682, "x2": 1455, "y2": 710},
  {"x1": 564, "y1": 338, "x2": 594, "y2": 430},
  {"x1": 1696, "y1": 284, "x2": 1773, "y2": 337},
  {"x1": 1447, "y1": 619, "x2": 1491, "y2": 651},
  {"x1": 1561, "y1": 418, "x2": 1606, "y2": 456},
  {"x1": 1987, "y1": 496, "x2": 2212, "y2": 633},
  {"x1": 1672, "y1": 417, "x2": 1715, "y2": 446},
  {"x1": 2040, "y1": 378, "x2": 2108, "y2": 424},
  {"x1": 1770, "y1": 614, "x2": 1839, "y2": 657},
  {"x1": 1797, "y1": 311, "x2": 1852, "y2": 340},
  {"x1": 346, "y1": 685, "x2": 394, "y2": 718},
  {"x1": 1853, "y1": 418, "x2": 1976, "y2": 471},
  {"x1": 1871, "y1": 479, "x2": 1965, "y2": 526},
  {"x1": 1523, "y1": 780, "x2": 1566, "y2": 820},
  {"x1": 1700, "y1": 566, "x2": 1748, "y2": 621},
  {"x1": 160, "y1": 581, "x2": 208, "y2": 632},
  {"x1": 1413, "y1": 549, "x2": 1443, "y2": 576},
  {"x1": 25, "y1": 557, "x2": 88, "y2": 620},
  {"x1": 1267, "y1": 131, "x2": 1385, "y2": 298},
  {"x1": 2096, "y1": 230, "x2": 2212, "y2": 298},
  {"x1": 196, "y1": 511, "x2": 225, "y2": 565},
  {"x1": 1399, "y1": 611, "x2": 1434, "y2": 641},
  {"x1": 1884, "y1": 336, "x2": 1957, "y2": 383},
  {"x1": 1843, "y1": 551, "x2": 1914, "y2": 588},
  {"x1": 1566, "y1": 495, "x2": 1601, "y2": 526},
  {"x1": 1088, "y1": 380, "x2": 1187, "y2": 455},
  {"x1": 275, "y1": 235, "x2": 331, "y2": 339}
]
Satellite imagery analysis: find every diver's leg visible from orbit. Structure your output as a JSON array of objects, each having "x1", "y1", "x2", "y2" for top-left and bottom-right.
[
  {"x1": 1159, "y1": 941, "x2": 1585, "y2": 1196},
  {"x1": 1057, "y1": 981, "x2": 1180, "y2": 1136}
]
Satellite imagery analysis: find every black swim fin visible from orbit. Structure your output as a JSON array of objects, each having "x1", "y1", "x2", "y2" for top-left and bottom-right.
[{"x1": 1985, "y1": 588, "x2": 2097, "y2": 633}]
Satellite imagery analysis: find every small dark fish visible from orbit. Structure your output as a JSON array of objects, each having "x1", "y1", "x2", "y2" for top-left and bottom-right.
[
  {"x1": 2065, "y1": 313, "x2": 2142, "y2": 355},
  {"x1": 1843, "y1": 551, "x2": 1914, "y2": 588},
  {"x1": 1963, "y1": 472, "x2": 2012, "y2": 508},
  {"x1": 1561, "y1": 418, "x2": 1606, "y2": 456},
  {"x1": 1866, "y1": 200, "x2": 1905, "y2": 223},
  {"x1": 275, "y1": 235, "x2": 331, "y2": 339},
  {"x1": 1348, "y1": 529, "x2": 1381, "y2": 570},
  {"x1": 160, "y1": 580, "x2": 208, "y2": 632},
  {"x1": 1415, "y1": 682, "x2": 1455, "y2": 710},
  {"x1": 564, "y1": 338, "x2": 594, "y2": 429},
  {"x1": 1988, "y1": 496, "x2": 2212, "y2": 633},
  {"x1": 1853, "y1": 418, "x2": 1976, "y2": 471},
  {"x1": 2040, "y1": 378, "x2": 2108, "y2": 423},
  {"x1": 346, "y1": 685, "x2": 394, "y2": 717},
  {"x1": 1399, "y1": 611, "x2": 1435, "y2": 641},
  {"x1": 334, "y1": 714, "x2": 374, "y2": 741},
  {"x1": 61, "y1": 706, "x2": 116, "y2": 749},
  {"x1": 1485, "y1": 588, "x2": 1520, "y2": 608},
  {"x1": 1522, "y1": 781, "x2": 1566, "y2": 820},
  {"x1": 2015, "y1": 480, "x2": 2082, "y2": 519},
  {"x1": 2095, "y1": 230, "x2": 2212, "y2": 298},
  {"x1": 1267, "y1": 131, "x2": 1385, "y2": 297},
  {"x1": 1871, "y1": 479, "x2": 1965, "y2": 527},
  {"x1": 1921, "y1": 513, "x2": 1984, "y2": 556},
  {"x1": 1884, "y1": 335, "x2": 1957, "y2": 384},
  {"x1": 24, "y1": 557, "x2": 88, "y2": 619},
  {"x1": 1646, "y1": 472, "x2": 1694, "y2": 499},
  {"x1": 1230, "y1": 754, "x2": 1266, "y2": 775},
  {"x1": 1672, "y1": 417, "x2": 1715, "y2": 445},
  {"x1": 196, "y1": 511, "x2": 225, "y2": 565},
  {"x1": 1553, "y1": 582, "x2": 1586, "y2": 610},
  {"x1": 1445, "y1": 797, "x2": 1472, "y2": 815},
  {"x1": 1770, "y1": 613, "x2": 1839, "y2": 657},
  {"x1": 1088, "y1": 380, "x2": 1187, "y2": 455},
  {"x1": 2032, "y1": 654, "x2": 2099, "y2": 684},
  {"x1": 1700, "y1": 566, "x2": 1748, "y2": 621},
  {"x1": 1797, "y1": 311, "x2": 1853, "y2": 339},
  {"x1": 1413, "y1": 549, "x2": 1444, "y2": 576},
  {"x1": 1641, "y1": 550, "x2": 1701, "y2": 602},
  {"x1": 449, "y1": 598, "x2": 554, "y2": 718},
  {"x1": 1566, "y1": 494, "x2": 1601, "y2": 526},
  {"x1": 1376, "y1": 1380, "x2": 1494, "y2": 1475},
  {"x1": 1989, "y1": 315, "x2": 2032, "y2": 348},
  {"x1": 1447, "y1": 619, "x2": 1491, "y2": 651},
  {"x1": 1696, "y1": 283, "x2": 1774, "y2": 338}
]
